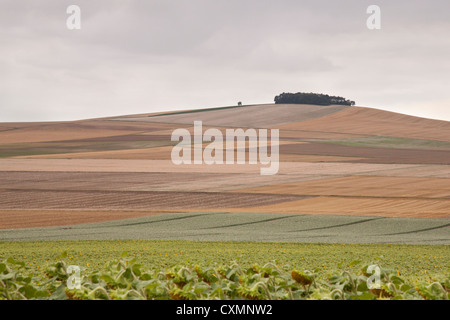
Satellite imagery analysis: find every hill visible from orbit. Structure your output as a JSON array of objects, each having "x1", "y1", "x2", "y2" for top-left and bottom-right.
[{"x1": 0, "y1": 104, "x2": 449, "y2": 243}]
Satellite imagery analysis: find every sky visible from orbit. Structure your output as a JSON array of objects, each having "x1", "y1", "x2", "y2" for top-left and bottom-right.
[{"x1": 1, "y1": 0, "x2": 449, "y2": 122}]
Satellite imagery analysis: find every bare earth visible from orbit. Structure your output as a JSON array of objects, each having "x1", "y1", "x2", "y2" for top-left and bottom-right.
[
  {"x1": 0, "y1": 210, "x2": 170, "y2": 229},
  {"x1": 119, "y1": 104, "x2": 349, "y2": 128},
  {"x1": 0, "y1": 104, "x2": 449, "y2": 236},
  {"x1": 276, "y1": 107, "x2": 450, "y2": 142}
]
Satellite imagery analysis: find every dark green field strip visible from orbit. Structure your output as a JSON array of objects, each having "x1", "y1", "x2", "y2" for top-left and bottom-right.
[
  {"x1": 382, "y1": 223, "x2": 450, "y2": 236},
  {"x1": 0, "y1": 127, "x2": 22, "y2": 133},
  {"x1": 287, "y1": 217, "x2": 385, "y2": 232},
  {"x1": 200, "y1": 215, "x2": 301, "y2": 229},
  {"x1": 55, "y1": 134, "x2": 173, "y2": 143},
  {"x1": 319, "y1": 136, "x2": 450, "y2": 150},
  {"x1": 100, "y1": 212, "x2": 231, "y2": 228},
  {"x1": 0, "y1": 140, "x2": 174, "y2": 158},
  {"x1": 1, "y1": 212, "x2": 449, "y2": 244}
]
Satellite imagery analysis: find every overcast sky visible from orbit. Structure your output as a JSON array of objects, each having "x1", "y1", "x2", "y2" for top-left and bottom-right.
[{"x1": 1, "y1": 0, "x2": 449, "y2": 122}]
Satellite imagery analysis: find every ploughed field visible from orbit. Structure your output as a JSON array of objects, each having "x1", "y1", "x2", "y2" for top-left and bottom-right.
[{"x1": 0, "y1": 104, "x2": 449, "y2": 243}]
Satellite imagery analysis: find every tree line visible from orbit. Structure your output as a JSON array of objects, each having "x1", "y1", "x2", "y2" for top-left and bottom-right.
[{"x1": 274, "y1": 92, "x2": 355, "y2": 106}]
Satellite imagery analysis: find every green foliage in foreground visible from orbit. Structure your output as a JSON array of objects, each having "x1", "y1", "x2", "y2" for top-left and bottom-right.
[
  {"x1": 1, "y1": 241, "x2": 448, "y2": 284},
  {"x1": 0, "y1": 255, "x2": 448, "y2": 300}
]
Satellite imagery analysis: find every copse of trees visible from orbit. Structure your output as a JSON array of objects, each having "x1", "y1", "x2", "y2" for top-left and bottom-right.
[{"x1": 274, "y1": 92, "x2": 355, "y2": 106}]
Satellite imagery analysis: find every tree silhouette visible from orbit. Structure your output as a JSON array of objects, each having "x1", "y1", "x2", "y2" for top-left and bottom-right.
[{"x1": 274, "y1": 92, "x2": 355, "y2": 106}]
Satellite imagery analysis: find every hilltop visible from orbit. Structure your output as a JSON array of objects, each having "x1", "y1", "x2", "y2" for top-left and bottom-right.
[{"x1": 0, "y1": 103, "x2": 449, "y2": 242}]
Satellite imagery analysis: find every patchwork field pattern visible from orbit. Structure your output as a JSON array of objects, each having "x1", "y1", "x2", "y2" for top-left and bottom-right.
[
  {"x1": 1, "y1": 212, "x2": 449, "y2": 244},
  {"x1": 0, "y1": 104, "x2": 449, "y2": 243}
]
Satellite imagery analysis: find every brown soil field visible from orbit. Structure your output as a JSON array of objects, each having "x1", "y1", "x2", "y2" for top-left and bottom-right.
[
  {"x1": 0, "y1": 170, "x2": 349, "y2": 193},
  {"x1": 279, "y1": 130, "x2": 368, "y2": 140},
  {"x1": 359, "y1": 164, "x2": 450, "y2": 178},
  {"x1": 11, "y1": 146, "x2": 176, "y2": 160},
  {"x1": 0, "y1": 123, "x2": 136, "y2": 145},
  {"x1": 77, "y1": 120, "x2": 178, "y2": 132},
  {"x1": 121, "y1": 104, "x2": 348, "y2": 128},
  {"x1": 222, "y1": 197, "x2": 450, "y2": 219},
  {"x1": 61, "y1": 134, "x2": 173, "y2": 143},
  {"x1": 280, "y1": 142, "x2": 450, "y2": 165},
  {"x1": 0, "y1": 159, "x2": 263, "y2": 174},
  {"x1": 0, "y1": 171, "x2": 232, "y2": 191},
  {"x1": 233, "y1": 176, "x2": 450, "y2": 199},
  {"x1": 0, "y1": 159, "x2": 427, "y2": 175},
  {"x1": 276, "y1": 107, "x2": 450, "y2": 142},
  {"x1": 15, "y1": 145, "x2": 365, "y2": 163},
  {"x1": 1, "y1": 105, "x2": 449, "y2": 229},
  {"x1": 104, "y1": 107, "x2": 201, "y2": 120},
  {"x1": 0, "y1": 189, "x2": 311, "y2": 210},
  {"x1": 0, "y1": 209, "x2": 171, "y2": 229},
  {"x1": 0, "y1": 159, "x2": 426, "y2": 176},
  {"x1": 0, "y1": 120, "x2": 177, "y2": 144}
]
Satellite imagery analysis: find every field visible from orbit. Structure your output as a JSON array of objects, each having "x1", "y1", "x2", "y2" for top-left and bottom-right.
[
  {"x1": 0, "y1": 103, "x2": 449, "y2": 299},
  {"x1": 1, "y1": 241, "x2": 448, "y2": 300},
  {"x1": 0, "y1": 240, "x2": 450, "y2": 300},
  {"x1": 1, "y1": 240, "x2": 448, "y2": 281}
]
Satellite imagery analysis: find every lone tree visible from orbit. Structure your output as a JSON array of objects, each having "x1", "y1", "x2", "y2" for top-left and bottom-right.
[
  {"x1": 274, "y1": 92, "x2": 355, "y2": 106},
  {"x1": 237, "y1": 101, "x2": 242, "y2": 106}
]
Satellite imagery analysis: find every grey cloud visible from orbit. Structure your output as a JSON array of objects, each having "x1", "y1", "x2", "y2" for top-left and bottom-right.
[{"x1": 0, "y1": 0, "x2": 449, "y2": 122}]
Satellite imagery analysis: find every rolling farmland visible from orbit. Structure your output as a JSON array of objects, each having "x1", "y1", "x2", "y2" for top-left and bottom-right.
[
  {"x1": 0, "y1": 104, "x2": 449, "y2": 240},
  {"x1": 0, "y1": 103, "x2": 449, "y2": 300},
  {"x1": 0, "y1": 105, "x2": 450, "y2": 299}
]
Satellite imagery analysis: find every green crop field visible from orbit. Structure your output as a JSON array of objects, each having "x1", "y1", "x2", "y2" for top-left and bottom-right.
[
  {"x1": 320, "y1": 136, "x2": 450, "y2": 150},
  {"x1": 0, "y1": 140, "x2": 175, "y2": 158},
  {"x1": 1, "y1": 240, "x2": 448, "y2": 300}
]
